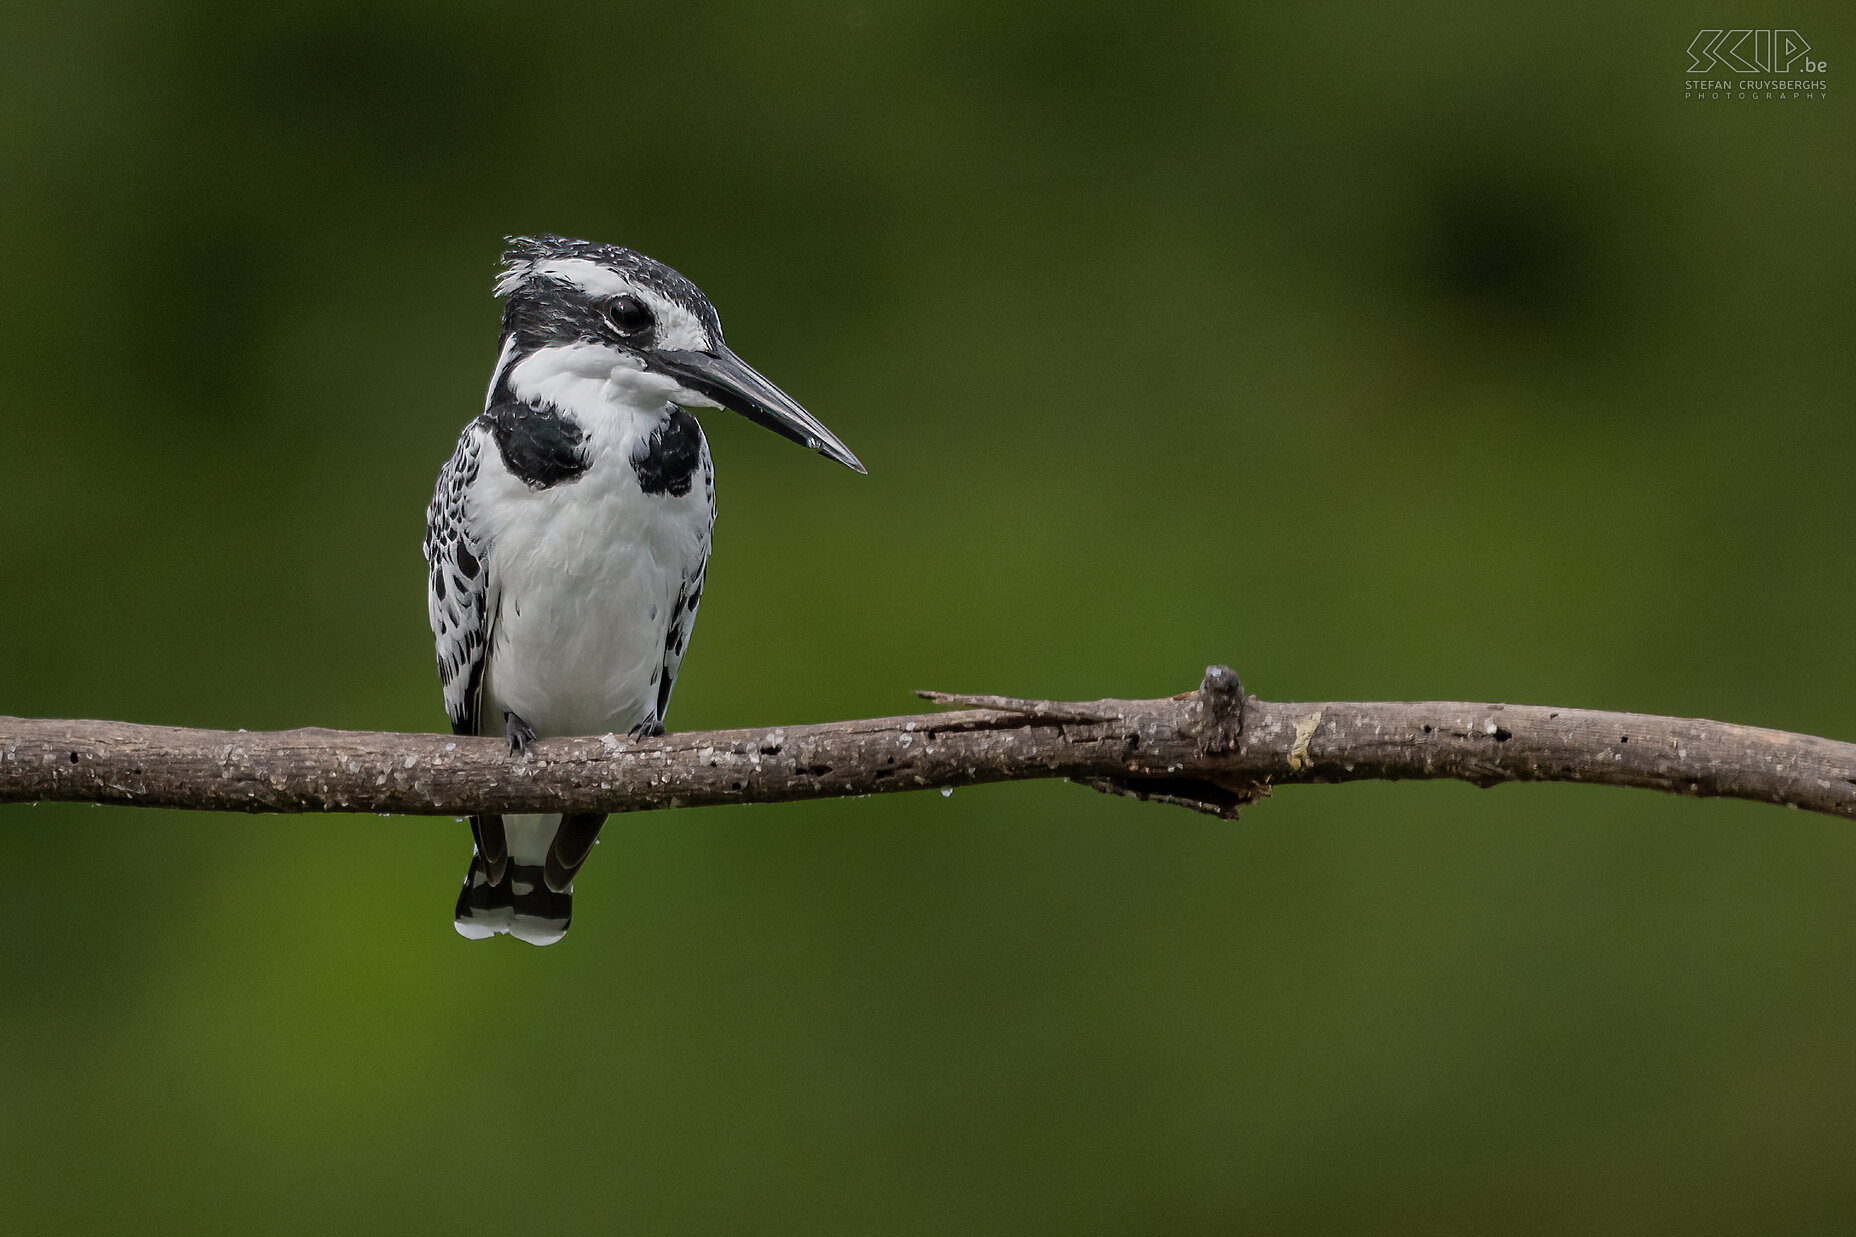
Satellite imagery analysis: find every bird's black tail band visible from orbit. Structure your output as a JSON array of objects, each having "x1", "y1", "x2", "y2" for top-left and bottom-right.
[
  {"x1": 454, "y1": 857, "x2": 573, "y2": 946},
  {"x1": 452, "y1": 812, "x2": 606, "y2": 946}
]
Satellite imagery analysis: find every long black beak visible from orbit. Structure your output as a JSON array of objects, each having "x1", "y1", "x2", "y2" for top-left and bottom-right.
[{"x1": 652, "y1": 347, "x2": 865, "y2": 473}]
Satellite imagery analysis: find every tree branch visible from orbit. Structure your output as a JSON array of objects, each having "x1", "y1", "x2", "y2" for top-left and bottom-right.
[{"x1": 2, "y1": 668, "x2": 1853, "y2": 821}]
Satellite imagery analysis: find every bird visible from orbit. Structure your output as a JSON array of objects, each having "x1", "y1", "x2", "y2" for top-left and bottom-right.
[{"x1": 423, "y1": 235, "x2": 863, "y2": 945}]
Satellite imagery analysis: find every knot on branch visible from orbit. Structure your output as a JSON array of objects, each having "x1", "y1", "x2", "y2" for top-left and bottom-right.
[
  {"x1": 1189, "y1": 664, "x2": 1247, "y2": 754},
  {"x1": 1076, "y1": 665, "x2": 1266, "y2": 822}
]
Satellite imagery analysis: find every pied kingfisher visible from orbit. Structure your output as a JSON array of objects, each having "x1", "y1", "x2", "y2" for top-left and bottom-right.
[{"x1": 423, "y1": 236, "x2": 863, "y2": 945}]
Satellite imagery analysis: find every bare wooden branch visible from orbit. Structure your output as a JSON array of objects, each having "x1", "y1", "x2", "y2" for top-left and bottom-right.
[{"x1": 2, "y1": 668, "x2": 1853, "y2": 822}]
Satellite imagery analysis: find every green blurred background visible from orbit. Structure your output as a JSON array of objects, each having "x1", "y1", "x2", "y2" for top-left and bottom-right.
[{"x1": 4, "y1": 1, "x2": 1853, "y2": 1231}]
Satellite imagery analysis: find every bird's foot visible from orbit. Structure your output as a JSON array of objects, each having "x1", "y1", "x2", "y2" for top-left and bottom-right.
[
  {"x1": 504, "y1": 710, "x2": 537, "y2": 754},
  {"x1": 629, "y1": 719, "x2": 666, "y2": 739}
]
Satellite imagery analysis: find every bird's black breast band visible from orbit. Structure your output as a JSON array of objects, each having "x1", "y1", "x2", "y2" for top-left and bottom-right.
[
  {"x1": 480, "y1": 399, "x2": 590, "y2": 489},
  {"x1": 632, "y1": 408, "x2": 703, "y2": 497}
]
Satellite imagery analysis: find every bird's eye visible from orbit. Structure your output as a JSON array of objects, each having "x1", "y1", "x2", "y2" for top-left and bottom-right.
[{"x1": 605, "y1": 295, "x2": 653, "y2": 338}]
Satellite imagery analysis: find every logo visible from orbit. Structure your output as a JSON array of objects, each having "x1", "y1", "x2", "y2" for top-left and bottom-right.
[
  {"x1": 1684, "y1": 29, "x2": 1828, "y2": 100},
  {"x1": 1686, "y1": 29, "x2": 1821, "y2": 73}
]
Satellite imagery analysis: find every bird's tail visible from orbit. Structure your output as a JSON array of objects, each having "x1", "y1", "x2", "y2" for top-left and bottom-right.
[
  {"x1": 453, "y1": 812, "x2": 604, "y2": 947},
  {"x1": 453, "y1": 855, "x2": 574, "y2": 946}
]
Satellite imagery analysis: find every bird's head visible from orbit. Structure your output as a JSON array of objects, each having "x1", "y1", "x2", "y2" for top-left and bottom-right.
[{"x1": 490, "y1": 235, "x2": 863, "y2": 472}]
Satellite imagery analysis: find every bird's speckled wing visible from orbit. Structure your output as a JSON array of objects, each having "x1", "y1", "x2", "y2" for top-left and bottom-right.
[
  {"x1": 424, "y1": 423, "x2": 492, "y2": 736},
  {"x1": 649, "y1": 442, "x2": 715, "y2": 733}
]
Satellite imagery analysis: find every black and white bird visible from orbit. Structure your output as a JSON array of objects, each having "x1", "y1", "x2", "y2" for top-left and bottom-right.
[{"x1": 423, "y1": 235, "x2": 862, "y2": 945}]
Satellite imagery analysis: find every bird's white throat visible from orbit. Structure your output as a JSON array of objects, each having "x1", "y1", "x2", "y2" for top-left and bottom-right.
[{"x1": 502, "y1": 341, "x2": 719, "y2": 447}]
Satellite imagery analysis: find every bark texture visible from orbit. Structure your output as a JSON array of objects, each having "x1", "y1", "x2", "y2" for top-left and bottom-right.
[{"x1": 3, "y1": 669, "x2": 1852, "y2": 822}]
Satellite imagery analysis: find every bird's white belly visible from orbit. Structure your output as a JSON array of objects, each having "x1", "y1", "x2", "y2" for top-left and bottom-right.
[{"x1": 475, "y1": 441, "x2": 708, "y2": 740}]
